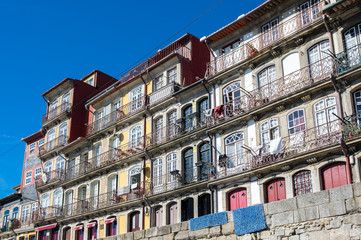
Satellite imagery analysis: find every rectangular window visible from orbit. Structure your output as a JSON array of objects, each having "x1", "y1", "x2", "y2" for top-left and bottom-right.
[
  {"x1": 154, "y1": 75, "x2": 164, "y2": 90},
  {"x1": 38, "y1": 138, "x2": 44, "y2": 146},
  {"x1": 29, "y1": 143, "x2": 36, "y2": 156},
  {"x1": 25, "y1": 171, "x2": 32, "y2": 185},
  {"x1": 35, "y1": 168, "x2": 42, "y2": 179},
  {"x1": 167, "y1": 68, "x2": 177, "y2": 84},
  {"x1": 32, "y1": 203, "x2": 38, "y2": 213}
]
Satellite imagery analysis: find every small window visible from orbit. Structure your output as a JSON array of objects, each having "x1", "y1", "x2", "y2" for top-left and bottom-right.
[
  {"x1": 261, "y1": 118, "x2": 280, "y2": 145},
  {"x1": 35, "y1": 168, "x2": 42, "y2": 179},
  {"x1": 29, "y1": 143, "x2": 36, "y2": 156},
  {"x1": 25, "y1": 171, "x2": 32, "y2": 185},
  {"x1": 167, "y1": 68, "x2": 177, "y2": 84},
  {"x1": 32, "y1": 202, "x2": 38, "y2": 213},
  {"x1": 222, "y1": 40, "x2": 240, "y2": 54},
  {"x1": 86, "y1": 77, "x2": 94, "y2": 86},
  {"x1": 38, "y1": 138, "x2": 44, "y2": 146},
  {"x1": 154, "y1": 75, "x2": 164, "y2": 90}
]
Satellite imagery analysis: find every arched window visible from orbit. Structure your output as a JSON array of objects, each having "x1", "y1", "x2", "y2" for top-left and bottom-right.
[
  {"x1": 130, "y1": 85, "x2": 143, "y2": 112},
  {"x1": 129, "y1": 211, "x2": 140, "y2": 232},
  {"x1": 344, "y1": 23, "x2": 361, "y2": 67},
  {"x1": 129, "y1": 166, "x2": 141, "y2": 190},
  {"x1": 12, "y1": 207, "x2": 19, "y2": 220},
  {"x1": 53, "y1": 190, "x2": 62, "y2": 208},
  {"x1": 183, "y1": 148, "x2": 194, "y2": 183},
  {"x1": 258, "y1": 66, "x2": 276, "y2": 99},
  {"x1": 198, "y1": 98, "x2": 209, "y2": 123},
  {"x1": 49, "y1": 99, "x2": 58, "y2": 119},
  {"x1": 153, "y1": 158, "x2": 163, "y2": 190},
  {"x1": 225, "y1": 133, "x2": 244, "y2": 168},
  {"x1": 223, "y1": 81, "x2": 241, "y2": 106},
  {"x1": 44, "y1": 161, "x2": 52, "y2": 173},
  {"x1": 130, "y1": 125, "x2": 142, "y2": 148},
  {"x1": 47, "y1": 129, "x2": 55, "y2": 143},
  {"x1": 183, "y1": 106, "x2": 193, "y2": 131},
  {"x1": 293, "y1": 170, "x2": 312, "y2": 196},
  {"x1": 56, "y1": 157, "x2": 65, "y2": 172},
  {"x1": 59, "y1": 123, "x2": 68, "y2": 145},
  {"x1": 166, "y1": 153, "x2": 177, "y2": 189},
  {"x1": 314, "y1": 97, "x2": 338, "y2": 135},
  {"x1": 90, "y1": 181, "x2": 99, "y2": 210},
  {"x1": 199, "y1": 143, "x2": 211, "y2": 180},
  {"x1": 154, "y1": 117, "x2": 164, "y2": 143},
  {"x1": 41, "y1": 194, "x2": 50, "y2": 215},
  {"x1": 167, "y1": 202, "x2": 178, "y2": 225},
  {"x1": 181, "y1": 198, "x2": 194, "y2": 221},
  {"x1": 62, "y1": 93, "x2": 71, "y2": 111},
  {"x1": 261, "y1": 119, "x2": 280, "y2": 148},
  {"x1": 288, "y1": 109, "x2": 306, "y2": 147},
  {"x1": 154, "y1": 205, "x2": 163, "y2": 227},
  {"x1": 3, "y1": 210, "x2": 10, "y2": 228},
  {"x1": 308, "y1": 40, "x2": 331, "y2": 80}
]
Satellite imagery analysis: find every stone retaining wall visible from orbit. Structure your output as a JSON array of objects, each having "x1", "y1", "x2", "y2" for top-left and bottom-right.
[{"x1": 100, "y1": 182, "x2": 361, "y2": 240}]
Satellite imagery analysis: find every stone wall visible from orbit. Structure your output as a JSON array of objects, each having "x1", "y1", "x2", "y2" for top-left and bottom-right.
[{"x1": 99, "y1": 182, "x2": 361, "y2": 240}]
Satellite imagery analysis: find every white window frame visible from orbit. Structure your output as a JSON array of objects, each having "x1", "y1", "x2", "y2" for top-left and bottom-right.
[
  {"x1": 25, "y1": 171, "x2": 32, "y2": 185},
  {"x1": 35, "y1": 167, "x2": 42, "y2": 179},
  {"x1": 29, "y1": 143, "x2": 36, "y2": 156},
  {"x1": 167, "y1": 67, "x2": 177, "y2": 84}
]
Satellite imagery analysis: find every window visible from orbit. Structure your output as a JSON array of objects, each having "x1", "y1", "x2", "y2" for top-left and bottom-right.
[
  {"x1": 3, "y1": 210, "x2": 9, "y2": 228},
  {"x1": 62, "y1": 93, "x2": 70, "y2": 107},
  {"x1": 29, "y1": 143, "x2": 36, "y2": 156},
  {"x1": 183, "y1": 106, "x2": 193, "y2": 131},
  {"x1": 31, "y1": 203, "x2": 38, "y2": 213},
  {"x1": 262, "y1": 18, "x2": 279, "y2": 46},
  {"x1": 12, "y1": 207, "x2": 19, "y2": 220},
  {"x1": 314, "y1": 97, "x2": 338, "y2": 134},
  {"x1": 167, "y1": 110, "x2": 177, "y2": 137},
  {"x1": 41, "y1": 194, "x2": 50, "y2": 214},
  {"x1": 222, "y1": 40, "x2": 240, "y2": 54},
  {"x1": 25, "y1": 171, "x2": 32, "y2": 185},
  {"x1": 167, "y1": 68, "x2": 177, "y2": 84},
  {"x1": 261, "y1": 119, "x2": 280, "y2": 147},
  {"x1": 288, "y1": 109, "x2": 306, "y2": 146},
  {"x1": 49, "y1": 100, "x2": 58, "y2": 119},
  {"x1": 258, "y1": 66, "x2": 277, "y2": 99},
  {"x1": 293, "y1": 170, "x2": 312, "y2": 196},
  {"x1": 22, "y1": 205, "x2": 29, "y2": 219},
  {"x1": 153, "y1": 158, "x2": 163, "y2": 187},
  {"x1": 300, "y1": 0, "x2": 321, "y2": 25},
  {"x1": 225, "y1": 133, "x2": 244, "y2": 169},
  {"x1": 53, "y1": 190, "x2": 62, "y2": 208},
  {"x1": 199, "y1": 143, "x2": 211, "y2": 180},
  {"x1": 198, "y1": 98, "x2": 209, "y2": 124},
  {"x1": 130, "y1": 125, "x2": 142, "y2": 149},
  {"x1": 108, "y1": 175, "x2": 118, "y2": 192},
  {"x1": 167, "y1": 153, "x2": 177, "y2": 186},
  {"x1": 86, "y1": 77, "x2": 94, "y2": 86},
  {"x1": 113, "y1": 100, "x2": 121, "y2": 110},
  {"x1": 38, "y1": 138, "x2": 44, "y2": 146},
  {"x1": 129, "y1": 166, "x2": 141, "y2": 187},
  {"x1": 59, "y1": 123, "x2": 68, "y2": 145},
  {"x1": 129, "y1": 211, "x2": 140, "y2": 232},
  {"x1": 308, "y1": 40, "x2": 331, "y2": 80},
  {"x1": 183, "y1": 148, "x2": 193, "y2": 183},
  {"x1": 354, "y1": 90, "x2": 361, "y2": 124},
  {"x1": 223, "y1": 82, "x2": 242, "y2": 112},
  {"x1": 154, "y1": 117, "x2": 164, "y2": 143},
  {"x1": 154, "y1": 75, "x2": 164, "y2": 90},
  {"x1": 94, "y1": 145, "x2": 102, "y2": 167},
  {"x1": 44, "y1": 161, "x2": 52, "y2": 173},
  {"x1": 35, "y1": 168, "x2": 42, "y2": 179},
  {"x1": 47, "y1": 129, "x2": 56, "y2": 149},
  {"x1": 344, "y1": 24, "x2": 361, "y2": 67},
  {"x1": 130, "y1": 85, "x2": 143, "y2": 111}
]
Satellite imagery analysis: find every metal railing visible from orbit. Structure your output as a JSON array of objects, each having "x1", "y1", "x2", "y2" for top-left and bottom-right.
[
  {"x1": 335, "y1": 44, "x2": 361, "y2": 74},
  {"x1": 86, "y1": 96, "x2": 147, "y2": 136},
  {"x1": 62, "y1": 183, "x2": 150, "y2": 218},
  {"x1": 149, "y1": 82, "x2": 178, "y2": 105},
  {"x1": 39, "y1": 135, "x2": 67, "y2": 155},
  {"x1": 34, "y1": 206, "x2": 62, "y2": 221},
  {"x1": 211, "y1": 121, "x2": 342, "y2": 180},
  {"x1": 146, "y1": 124, "x2": 182, "y2": 147},
  {"x1": 342, "y1": 113, "x2": 361, "y2": 140},
  {"x1": 206, "y1": 1, "x2": 324, "y2": 77},
  {"x1": 35, "y1": 169, "x2": 64, "y2": 188},
  {"x1": 206, "y1": 57, "x2": 334, "y2": 127},
  {"x1": 42, "y1": 102, "x2": 70, "y2": 124},
  {"x1": 12, "y1": 214, "x2": 37, "y2": 229}
]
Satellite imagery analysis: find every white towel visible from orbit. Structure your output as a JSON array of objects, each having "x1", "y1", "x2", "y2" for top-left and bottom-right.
[
  {"x1": 131, "y1": 183, "x2": 138, "y2": 189},
  {"x1": 269, "y1": 137, "x2": 282, "y2": 154},
  {"x1": 117, "y1": 186, "x2": 130, "y2": 195}
]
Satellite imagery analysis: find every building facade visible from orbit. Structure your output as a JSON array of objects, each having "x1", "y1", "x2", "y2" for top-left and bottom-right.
[{"x1": 1, "y1": 0, "x2": 361, "y2": 239}]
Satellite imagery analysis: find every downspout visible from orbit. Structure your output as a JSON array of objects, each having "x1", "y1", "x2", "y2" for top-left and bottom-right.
[
  {"x1": 206, "y1": 131, "x2": 216, "y2": 213},
  {"x1": 341, "y1": 139, "x2": 352, "y2": 184},
  {"x1": 204, "y1": 40, "x2": 216, "y2": 58},
  {"x1": 323, "y1": 14, "x2": 335, "y2": 54},
  {"x1": 201, "y1": 79, "x2": 212, "y2": 108},
  {"x1": 142, "y1": 111, "x2": 147, "y2": 230}
]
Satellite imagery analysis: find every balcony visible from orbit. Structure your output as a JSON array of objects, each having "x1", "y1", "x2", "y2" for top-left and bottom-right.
[
  {"x1": 86, "y1": 96, "x2": 147, "y2": 136},
  {"x1": 39, "y1": 135, "x2": 67, "y2": 156},
  {"x1": 211, "y1": 121, "x2": 342, "y2": 180},
  {"x1": 34, "y1": 206, "x2": 61, "y2": 222},
  {"x1": 146, "y1": 124, "x2": 182, "y2": 148},
  {"x1": 35, "y1": 169, "x2": 64, "y2": 188},
  {"x1": 335, "y1": 44, "x2": 361, "y2": 75},
  {"x1": 12, "y1": 214, "x2": 36, "y2": 230},
  {"x1": 206, "y1": 57, "x2": 334, "y2": 128},
  {"x1": 118, "y1": 42, "x2": 191, "y2": 86},
  {"x1": 342, "y1": 114, "x2": 361, "y2": 141},
  {"x1": 150, "y1": 166, "x2": 208, "y2": 195},
  {"x1": 149, "y1": 82, "x2": 179, "y2": 106},
  {"x1": 42, "y1": 102, "x2": 71, "y2": 126},
  {"x1": 206, "y1": 1, "x2": 325, "y2": 77},
  {"x1": 61, "y1": 184, "x2": 149, "y2": 218},
  {"x1": 64, "y1": 139, "x2": 146, "y2": 182}
]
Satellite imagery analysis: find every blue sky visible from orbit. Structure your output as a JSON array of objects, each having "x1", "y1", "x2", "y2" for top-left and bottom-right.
[{"x1": 0, "y1": 0, "x2": 263, "y2": 198}]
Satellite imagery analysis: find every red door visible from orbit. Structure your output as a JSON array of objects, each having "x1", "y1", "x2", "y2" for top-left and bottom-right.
[
  {"x1": 130, "y1": 212, "x2": 140, "y2": 232},
  {"x1": 168, "y1": 203, "x2": 177, "y2": 225},
  {"x1": 229, "y1": 188, "x2": 247, "y2": 211},
  {"x1": 322, "y1": 162, "x2": 347, "y2": 190},
  {"x1": 155, "y1": 206, "x2": 163, "y2": 227},
  {"x1": 266, "y1": 178, "x2": 286, "y2": 203}
]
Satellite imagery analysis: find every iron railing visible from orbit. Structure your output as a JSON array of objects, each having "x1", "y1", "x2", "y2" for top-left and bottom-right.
[
  {"x1": 146, "y1": 124, "x2": 182, "y2": 147},
  {"x1": 12, "y1": 214, "x2": 37, "y2": 229},
  {"x1": 342, "y1": 113, "x2": 361, "y2": 140},
  {"x1": 206, "y1": 1, "x2": 325, "y2": 77},
  {"x1": 34, "y1": 206, "x2": 62, "y2": 221},
  {"x1": 42, "y1": 102, "x2": 70, "y2": 124},
  {"x1": 206, "y1": 57, "x2": 334, "y2": 127},
  {"x1": 39, "y1": 135, "x2": 67, "y2": 155},
  {"x1": 86, "y1": 96, "x2": 147, "y2": 136},
  {"x1": 149, "y1": 82, "x2": 179, "y2": 105},
  {"x1": 35, "y1": 169, "x2": 64, "y2": 188},
  {"x1": 335, "y1": 44, "x2": 361, "y2": 74}
]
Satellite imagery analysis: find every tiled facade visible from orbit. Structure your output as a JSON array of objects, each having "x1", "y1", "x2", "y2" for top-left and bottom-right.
[{"x1": 1, "y1": 0, "x2": 361, "y2": 239}]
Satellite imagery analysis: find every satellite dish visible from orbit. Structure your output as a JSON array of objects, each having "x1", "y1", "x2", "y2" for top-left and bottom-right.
[{"x1": 42, "y1": 174, "x2": 47, "y2": 183}]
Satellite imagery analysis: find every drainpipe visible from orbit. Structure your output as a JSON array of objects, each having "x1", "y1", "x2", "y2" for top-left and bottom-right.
[
  {"x1": 201, "y1": 79, "x2": 212, "y2": 109},
  {"x1": 204, "y1": 40, "x2": 216, "y2": 59},
  {"x1": 206, "y1": 131, "x2": 217, "y2": 214},
  {"x1": 323, "y1": 14, "x2": 335, "y2": 54},
  {"x1": 340, "y1": 139, "x2": 352, "y2": 184},
  {"x1": 330, "y1": 74, "x2": 344, "y2": 118}
]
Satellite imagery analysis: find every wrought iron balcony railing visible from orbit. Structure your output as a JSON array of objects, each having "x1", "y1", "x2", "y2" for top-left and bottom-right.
[
  {"x1": 39, "y1": 135, "x2": 67, "y2": 155},
  {"x1": 210, "y1": 120, "x2": 342, "y2": 180},
  {"x1": 149, "y1": 82, "x2": 179, "y2": 106},
  {"x1": 342, "y1": 113, "x2": 361, "y2": 141},
  {"x1": 35, "y1": 169, "x2": 64, "y2": 188},
  {"x1": 206, "y1": 1, "x2": 325, "y2": 77},
  {"x1": 42, "y1": 102, "x2": 70, "y2": 124},
  {"x1": 86, "y1": 96, "x2": 147, "y2": 136},
  {"x1": 206, "y1": 57, "x2": 334, "y2": 127},
  {"x1": 335, "y1": 44, "x2": 361, "y2": 74},
  {"x1": 65, "y1": 138, "x2": 146, "y2": 181},
  {"x1": 62, "y1": 183, "x2": 150, "y2": 218},
  {"x1": 12, "y1": 214, "x2": 37, "y2": 229},
  {"x1": 146, "y1": 124, "x2": 182, "y2": 148},
  {"x1": 34, "y1": 206, "x2": 62, "y2": 221}
]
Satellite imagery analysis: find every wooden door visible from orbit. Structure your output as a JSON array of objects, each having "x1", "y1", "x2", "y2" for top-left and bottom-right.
[
  {"x1": 198, "y1": 194, "x2": 211, "y2": 217},
  {"x1": 229, "y1": 188, "x2": 247, "y2": 211},
  {"x1": 130, "y1": 212, "x2": 140, "y2": 232},
  {"x1": 155, "y1": 206, "x2": 163, "y2": 227},
  {"x1": 168, "y1": 203, "x2": 177, "y2": 225},
  {"x1": 322, "y1": 162, "x2": 347, "y2": 190},
  {"x1": 266, "y1": 178, "x2": 286, "y2": 203}
]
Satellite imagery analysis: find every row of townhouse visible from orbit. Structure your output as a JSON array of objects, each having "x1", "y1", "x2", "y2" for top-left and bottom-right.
[{"x1": 2, "y1": 0, "x2": 361, "y2": 239}]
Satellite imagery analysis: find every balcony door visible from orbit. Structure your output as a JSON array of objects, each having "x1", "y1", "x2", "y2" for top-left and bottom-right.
[
  {"x1": 354, "y1": 90, "x2": 361, "y2": 125},
  {"x1": 258, "y1": 66, "x2": 277, "y2": 100},
  {"x1": 166, "y1": 153, "x2": 177, "y2": 189},
  {"x1": 183, "y1": 148, "x2": 193, "y2": 184},
  {"x1": 308, "y1": 40, "x2": 331, "y2": 80},
  {"x1": 153, "y1": 158, "x2": 163, "y2": 192},
  {"x1": 262, "y1": 18, "x2": 279, "y2": 47},
  {"x1": 49, "y1": 100, "x2": 58, "y2": 119},
  {"x1": 154, "y1": 117, "x2": 164, "y2": 144},
  {"x1": 90, "y1": 182, "x2": 99, "y2": 210},
  {"x1": 300, "y1": 0, "x2": 321, "y2": 25},
  {"x1": 344, "y1": 24, "x2": 361, "y2": 67},
  {"x1": 41, "y1": 194, "x2": 50, "y2": 216},
  {"x1": 59, "y1": 123, "x2": 68, "y2": 145},
  {"x1": 65, "y1": 191, "x2": 73, "y2": 216},
  {"x1": 225, "y1": 133, "x2": 244, "y2": 170},
  {"x1": 94, "y1": 145, "x2": 101, "y2": 167},
  {"x1": 53, "y1": 190, "x2": 62, "y2": 215},
  {"x1": 223, "y1": 82, "x2": 242, "y2": 114},
  {"x1": 62, "y1": 93, "x2": 70, "y2": 111},
  {"x1": 47, "y1": 129, "x2": 55, "y2": 150},
  {"x1": 287, "y1": 110, "x2": 306, "y2": 148},
  {"x1": 183, "y1": 106, "x2": 193, "y2": 131},
  {"x1": 130, "y1": 85, "x2": 143, "y2": 112}
]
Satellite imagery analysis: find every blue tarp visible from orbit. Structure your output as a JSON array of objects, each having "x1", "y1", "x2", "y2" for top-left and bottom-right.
[
  {"x1": 232, "y1": 204, "x2": 267, "y2": 236},
  {"x1": 189, "y1": 211, "x2": 228, "y2": 231}
]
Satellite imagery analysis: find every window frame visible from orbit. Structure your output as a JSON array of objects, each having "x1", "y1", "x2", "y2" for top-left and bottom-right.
[
  {"x1": 25, "y1": 170, "x2": 33, "y2": 185},
  {"x1": 29, "y1": 143, "x2": 36, "y2": 156},
  {"x1": 167, "y1": 67, "x2": 177, "y2": 84}
]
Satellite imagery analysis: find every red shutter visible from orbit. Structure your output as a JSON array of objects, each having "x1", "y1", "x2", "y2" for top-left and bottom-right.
[
  {"x1": 322, "y1": 162, "x2": 347, "y2": 190},
  {"x1": 229, "y1": 188, "x2": 247, "y2": 211},
  {"x1": 266, "y1": 178, "x2": 286, "y2": 203}
]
